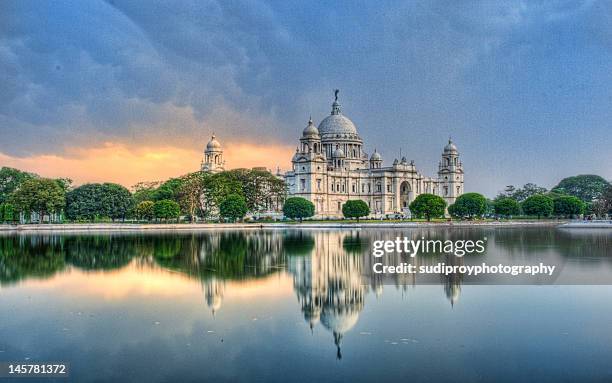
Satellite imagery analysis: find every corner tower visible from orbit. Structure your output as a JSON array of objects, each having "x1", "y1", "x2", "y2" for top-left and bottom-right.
[{"x1": 438, "y1": 138, "x2": 464, "y2": 205}]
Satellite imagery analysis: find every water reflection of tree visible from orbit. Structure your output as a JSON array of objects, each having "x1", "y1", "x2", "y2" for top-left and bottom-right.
[
  {"x1": 0, "y1": 235, "x2": 66, "y2": 285},
  {"x1": 493, "y1": 227, "x2": 612, "y2": 270},
  {"x1": 154, "y1": 232, "x2": 286, "y2": 281},
  {"x1": 64, "y1": 236, "x2": 137, "y2": 271}
]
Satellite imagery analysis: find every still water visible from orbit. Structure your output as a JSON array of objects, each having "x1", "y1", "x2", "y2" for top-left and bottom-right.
[{"x1": 0, "y1": 227, "x2": 611, "y2": 382}]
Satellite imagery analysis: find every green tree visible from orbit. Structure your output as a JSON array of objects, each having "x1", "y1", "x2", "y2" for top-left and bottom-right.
[
  {"x1": 0, "y1": 167, "x2": 37, "y2": 204},
  {"x1": 553, "y1": 195, "x2": 584, "y2": 218},
  {"x1": 10, "y1": 178, "x2": 66, "y2": 222},
  {"x1": 176, "y1": 171, "x2": 205, "y2": 221},
  {"x1": 1, "y1": 203, "x2": 16, "y2": 223},
  {"x1": 342, "y1": 200, "x2": 370, "y2": 221},
  {"x1": 552, "y1": 175, "x2": 611, "y2": 202},
  {"x1": 493, "y1": 197, "x2": 521, "y2": 218},
  {"x1": 135, "y1": 201, "x2": 155, "y2": 221},
  {"x1": 153, "y1": 178, "x2": 184, "y2": 202},
  {"x1": 66, "y1": 183, "x2": 133, "y2": 221},
  {"x1": 132, "y1": 181, "x2": 161, "y2": 205},
  {"x1": 409, "y1": 194, "x2": 447, "y2": 221},
  {"x1": 219, "y1": 194, "x2": 248, "y2": 222},
  {"x1": 102, "y1": 183, "x2": 133, "y2": 221},
  {"x1": 590, "y1": 199, "x2": 609, "y2": 218},
  {"x1": 200, "y1": 172, "x2": 243, "y2": 218},
  {"x1": 521, "y1": 194, "x2": 554, "y2": 218},
  {"x1": 447, "y1": 193, "x2": 487, "y2": 219},
  {"x1": 283, "y1": 197, "x2": 315, "y2": 222},
  {"x1": 153, "y1": 200, "x2": 181, "y2": 222},
  {"x1": 500, "y1": 183, "x2": 548, "y2": 202}
]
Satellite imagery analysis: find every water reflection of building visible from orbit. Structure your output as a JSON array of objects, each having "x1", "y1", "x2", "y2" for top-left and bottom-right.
[
  {"x1": 203, "y1": 277, "x2": 225, "y2": 315},
  {"x1": 288, "y1": 232, "x2": 365, "y2": 359}
]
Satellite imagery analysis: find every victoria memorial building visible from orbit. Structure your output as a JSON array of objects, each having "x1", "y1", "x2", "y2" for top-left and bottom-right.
[
  {"x1": 202, "y1": 90, "x2": 465, "y2": 218},
  {"x1": 283, "y1": 90, "x2": 464, "y2": 218}
]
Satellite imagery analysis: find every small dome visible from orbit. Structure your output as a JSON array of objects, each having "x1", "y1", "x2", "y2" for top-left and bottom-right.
[
  {"x1": 206, "y1": 134, "x2": 222, "y2": 151},
  {"x1": 444, "y1": 138, "x2": 458, "y2": 153},
  {"x1": 333, "y1": 146, "x2": 345, "y2": 158},
  {"x1": 370, "y1": 149, "x2": 382, "y2": 161},
  {"x1": 302, "y1": 117, "x2": 319, "y2": 137}
]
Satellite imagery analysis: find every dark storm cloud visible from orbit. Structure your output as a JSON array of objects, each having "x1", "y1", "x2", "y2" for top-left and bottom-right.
[{"x1": 1, "y1": 0, "x2": 611, "y2": 195}]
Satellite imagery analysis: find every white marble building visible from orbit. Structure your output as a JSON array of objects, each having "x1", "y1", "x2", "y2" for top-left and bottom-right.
[{"x1": 284, "y1": 90, "x2": 464, "y2": 218}]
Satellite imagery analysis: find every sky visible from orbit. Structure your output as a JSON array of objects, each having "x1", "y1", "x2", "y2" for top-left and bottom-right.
[{"x1": 1, "y1": 0, "x2": 611, "y2": 197}]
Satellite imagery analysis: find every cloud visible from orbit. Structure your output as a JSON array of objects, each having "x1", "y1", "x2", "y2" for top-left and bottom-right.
[{"x1": 1, "y1": 0, "x2": 610, "y2": 196}]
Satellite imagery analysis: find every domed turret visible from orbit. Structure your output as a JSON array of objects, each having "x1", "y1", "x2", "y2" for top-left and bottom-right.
[
  {"x1": 444, "y1": 138, "x2": 458, "y2": 153},
  {"x1": 370, "y1": 150, "x2": 382, "y2": 161},
  {"x1": 206, "y1": 134, "x2": 222, "y2": 151},
  {"x1": 302, "y1": 117, "x2": 319, "y2": 138},
  {"x1": 202, "y1": 133, "x2": 225, "y2": 173},
  {"x1": 369, "y1": 149, "x2": 382, "y2": 169}
]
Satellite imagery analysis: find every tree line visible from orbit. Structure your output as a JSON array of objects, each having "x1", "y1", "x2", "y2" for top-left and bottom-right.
[
  {"x1": 1, "y1": 166, "x2": 610, "y2": 223},
  {"x1": 410, "y1": 174, "x2": 612, "y2": 221},
  {"x1": 0, "y1": 167, "x2": 286, "y2": 223}
]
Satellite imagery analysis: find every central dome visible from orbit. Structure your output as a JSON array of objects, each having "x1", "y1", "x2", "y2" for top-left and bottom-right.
[{"x1": 318, "y1": 114, "x2": 358, "y2": 136}]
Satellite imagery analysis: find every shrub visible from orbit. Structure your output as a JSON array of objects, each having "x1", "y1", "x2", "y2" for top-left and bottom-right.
[
  {"x1": 342, "y1": 200, "x2": 370, "y2": 221},
  {"x1": 283, "y1": 197, "x2": 315, "y2": 222},
  {"x1": 135, "y1": 201, "x2": 155, "y2": 221},
  {"x1": 448, "y1": 193, "x2": 487, "y2": 219},
  {"x1": 494, "y1": 197, "x2": 521, "y2": 218},
  {"x1": 409, "y1": 194, "x2": 447, "y2": 221}
]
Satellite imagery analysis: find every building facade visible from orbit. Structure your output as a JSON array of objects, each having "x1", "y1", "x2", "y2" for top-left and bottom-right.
[{"x1": 284, "y1": 91, "x2": 464, "y2": 217}]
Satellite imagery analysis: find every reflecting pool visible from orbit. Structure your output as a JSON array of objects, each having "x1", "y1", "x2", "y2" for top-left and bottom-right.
[{"x1": 0, "y1": 227, "x2": 611, "y2": 382}]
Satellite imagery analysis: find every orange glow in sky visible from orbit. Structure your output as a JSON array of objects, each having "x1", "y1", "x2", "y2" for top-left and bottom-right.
[{"x1": 0, "y1": 142, "x2": 294, "y2": 187}]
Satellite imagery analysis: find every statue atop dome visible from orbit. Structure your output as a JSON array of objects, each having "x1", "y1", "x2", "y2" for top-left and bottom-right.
[{"x1": 334, "y1": 89, "x2": 339, "y2": 102}]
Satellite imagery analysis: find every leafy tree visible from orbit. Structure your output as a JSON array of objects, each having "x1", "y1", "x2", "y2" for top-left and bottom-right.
[
  {"x1": 553, "y1": 195, "x2": 584, "y2": 218},
  {"x1": 521, "y1": 194, "x2": 554, "y2": 218},
  {"x1": 0, "y1": 167, "x2": 37, "y2": 204},
  {"x1": 66, "y1": 184, "x2": 106, "y2": 221},
  {"x1": 602, "y1": 185, "x2": 612, "y2": 215},
  {"x1": 591, "y1": 199, "x2": 609, "y2": 218},
  {"x1": 493, "y1": 197, "x2": 521, "y2": 217},
  {"x1": 102, "y1": 183, "x2": 133, "y2": 221},
  {"x1": 500, "y1": 183, "x2": 548, "y2": 202},
  {"x1": 409, "y1": 194, "x2": 447, "y2": 221},
  {"x1": 283, "y1": 197, "x2": 315, "y2": 222},
  {"x1": 342, "y1": 200, "x2": 370, "y2": 221},
  {"x1": 552, "y1": 175, "x2": 610, "y2": 202},
  {"x1": 0, "y1": 203, "x2": 16, "y2": 223},
  {"x1": 153, "y1": 178, "x2": 184, "y2": 202},
  {"x1": 219, "y1": 194, "x2": 248, "y2": 222},
  {"x1": 135, "y1": 201, "x2": 155, "y2": 221},
  {"x1": 132, "y1": 181, "x2": 161, "y2": 205},
  {"x1": 176, "y1": 172, "x2": 206, "y2": 221},
  {"x1": 447, "y1": 193, "x2": 487, "y2": 219},
  {"x1": 153, "y1": 200, "x2": 181, "y2": 222},
  {"x1": 66, "y1": 183, "x2": 133, "y2": 221},
  {"x1": 10, "y1": 178, "x2": 66, "y2": 222},
  {"x1": 200, "y1": 172, "x2": 243, "y2": 218}
]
